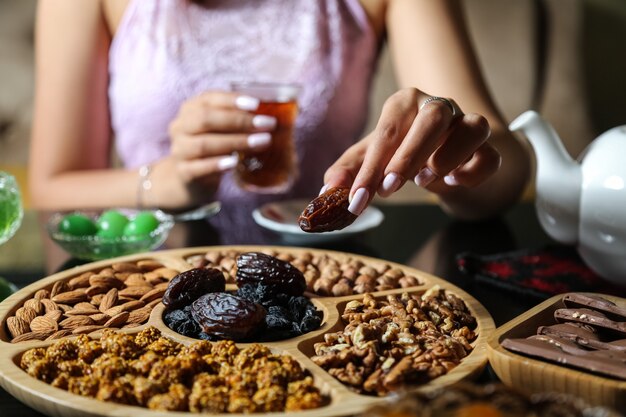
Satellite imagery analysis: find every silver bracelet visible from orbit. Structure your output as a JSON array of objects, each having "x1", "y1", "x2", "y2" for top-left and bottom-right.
[{"x1": 137, "y1": 164, "x2": 153, "y2": 208}]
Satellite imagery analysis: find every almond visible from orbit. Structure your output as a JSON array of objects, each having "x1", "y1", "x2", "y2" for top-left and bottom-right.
[
  {"x1": 119, "y1": 286, "x2": 152, "y2": 299},
  {"x1": 57, "y1": 303, "x2": 73, "y2": 313},
  {"x1": 125, "y1": 273, "x2": 148, "y2": 287},
  {"x1": 104, "y1": 312, "x2": 129, "y2": 328},
  {"x1": 112, "y1": 262, "x2": 141, "y2": 273},
  {"x1": 52, "y1": 289, "x2": 88, "y2": 305},
  {"x1": 24, "y1": 299, "x2": 44, "y2": 315},
  {"x1": 34, "y1": 289, "x2": 51, "y2": 300},
  {"x1": 145, "y1": 298, "x2": 162, "y2": 309},
  {"x1": 137, "y1": 260, "x2": 164, "y2": 271},
  {"x1": 11, "y1": 331, "x2": 48, "y2": 343},
  {"x1": 139, "y1": 288, "x2": 166, "y2": 303},
  {"x1": 7, "y1": 316, "x2": 30, "y2": 338},
  {"x1": 44, "y1": 310, "x2": 63, "y2": 323},
  {"x1": 75, "y1": 302, "x2": 99, "y2": 311},
  {"x1": 89, "y1": 275, "x2": 124, "y2": 289},
  {"x1": 85, "y1": 284, "x2": 110, "y2": 297},
  {"x1": 90, "y1": 293, "x2": 105, "y2": 306},
  {"x1": 65, "y1": 308, "x2": 99, "y2": 316},
  {"x1": 99, "y1": 288, "x2": 118, "y2": 312},
  {"x1": 60, "y1": 315, "x2": 94, "y2": 329},
  {"x1": 154, "y1": 282, "x2": 170, "y2": 291},
  {"x1": 68, "y1": 272, "x2": 93, "y2": 289},
  {"x1": 51, "y1": 280, "x2": 68, "y2": 297},
  {"x1": 153, "y1": 267, "x2": 179, "y2": 280},
  {"x1": 104, "y1": 300, "x2": 144, "y2": 316},
  {"x1": 15, "y1": 306, "x2": 37, "y2": 324},
  {"x1": 30, "y1": 316, "x2": 58, "y2": 333},
  {"x1": 114, "y1": 272, "x2": 132, "y2": 281},
  {"x1": 41, "y1": 299, "x2": 59, "y2": 313},
  {"x1": 98, "y1": 267, "x2": 115, "y2": 277},
  {"x1": 144, "y1": 272, "x2": 166, "y2": 285},
  {"x1": 72, "y1": 325, "x2": 104, "y2": 335},
  {"x1": 89, "y1": 313, "x2": 109, "y2": 325},
  {"x1": 127, "y1": 306, "x2": 151, "y2": 324},
  {"x1": 46, "y1": 329, "x2": 73, "y2": 340}
]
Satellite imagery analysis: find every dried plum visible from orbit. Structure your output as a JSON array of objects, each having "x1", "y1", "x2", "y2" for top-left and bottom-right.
[
  {"x1": 163, "y1": 268, "x2": 226, "y2": 309},
  {"x1": 191, "y1": 293, "x2": 266, "y2": 341},
  {"x1": 163, "y1": 306, "x2": 201, "y2": 337},
  {"x1": 236, "y1": 252, "x2": 306, "y2": 296},
  {"x1": 298, "y1": 187, "x2": 357, "y2": 232}
]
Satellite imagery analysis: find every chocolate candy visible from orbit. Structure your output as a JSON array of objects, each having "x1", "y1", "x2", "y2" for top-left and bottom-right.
[
  {"x1": 503, "y1": 293, "x2": 626, "y2": 381},
  {"x1": 502, "y1": 335, "x2": 626, "y2": 380}
]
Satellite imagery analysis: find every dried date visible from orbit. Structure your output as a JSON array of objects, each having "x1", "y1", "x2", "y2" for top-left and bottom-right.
[
  {"x1": 298, "y1": 187, "x2": 357, "y2": 233},
  {"x1": 163, "y1": 268, "x2": 225, "y2": 309},
  {"x1": 191, "y1": 293, "x2": 266, "y2": 341},
  {"x1": 236, "y1": 252, "x2": 306, "y2": 296}
]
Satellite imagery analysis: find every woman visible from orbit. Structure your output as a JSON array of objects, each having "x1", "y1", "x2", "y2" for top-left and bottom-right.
[{"x1": 29, "y1": 0, "x2": 529, "y2": 226}]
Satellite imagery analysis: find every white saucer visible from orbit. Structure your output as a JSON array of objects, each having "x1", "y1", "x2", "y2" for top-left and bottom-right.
[{"x1": 252, "y1": 199, "x2": 384, "y2": 245}]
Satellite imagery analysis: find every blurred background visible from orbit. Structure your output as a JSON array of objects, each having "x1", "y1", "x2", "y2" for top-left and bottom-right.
[{"x1": 1, "y1": 0, "x2": 626, "y2": 274}]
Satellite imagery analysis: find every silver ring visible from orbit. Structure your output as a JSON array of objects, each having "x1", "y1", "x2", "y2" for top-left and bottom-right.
[{"x1": 420, "y1": 96, "x2": 456, "y2": 117}]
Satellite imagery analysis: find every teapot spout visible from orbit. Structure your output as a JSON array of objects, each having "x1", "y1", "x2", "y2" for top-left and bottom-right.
[{"x1": 509, "y1": 111, "x2": 581, "y2": 244}]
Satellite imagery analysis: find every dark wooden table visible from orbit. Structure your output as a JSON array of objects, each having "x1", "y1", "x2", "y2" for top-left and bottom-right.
[{"x1": 0, "y1": 202, "x2": 555, "y2": 416}]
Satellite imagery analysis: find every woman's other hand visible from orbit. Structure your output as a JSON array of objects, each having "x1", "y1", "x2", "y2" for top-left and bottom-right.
[{"x1": 156, "y1": 91, "x2": 276, "y2": 206}]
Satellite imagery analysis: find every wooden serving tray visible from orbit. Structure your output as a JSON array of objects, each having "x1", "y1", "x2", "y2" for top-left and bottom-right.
[
  {"x1": 488, "y1": 292, "x2": 626, "y2": 410},
  {"x1": 0, "y1": 246, "x2": 494, "y2": 417}
]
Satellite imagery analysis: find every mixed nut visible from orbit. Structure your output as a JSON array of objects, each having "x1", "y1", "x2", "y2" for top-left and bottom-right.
[
  {"x1": 20, "y1": 327, "x2": 324, "y2": 413},
  {"x1": 5, "y1": 260, "x2": 178, "y2": 343},
  {"x1": 311, "y1": 286, "x2": 477, "y2": 395}
]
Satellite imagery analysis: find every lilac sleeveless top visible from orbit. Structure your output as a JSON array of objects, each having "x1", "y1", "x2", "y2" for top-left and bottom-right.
[{"x1": 109, "y1": 0, "x2": 378, "y2": 242}]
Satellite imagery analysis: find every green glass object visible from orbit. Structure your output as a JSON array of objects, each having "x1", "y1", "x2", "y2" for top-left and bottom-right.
[
  {"x1": 0, "y1": 276, "x2": 18, "y2": 302},
  {"x1": 58, "y1": 213, "x2": 98, "y2": 236},
  {"x1": 0, "y1": 172, "x2": 23, "y2": 245},
  {"x1": 96, "y1": 210, "x2": 129, "y2": 238},
  {"x1": 123, "y1": 211, "x2": 160, "y2": 237}
]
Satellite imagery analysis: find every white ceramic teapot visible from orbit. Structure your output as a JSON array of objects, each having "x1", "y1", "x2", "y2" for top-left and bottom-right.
[{"x1": 509, "y1": 110, "x2": 626, "y2": 285}]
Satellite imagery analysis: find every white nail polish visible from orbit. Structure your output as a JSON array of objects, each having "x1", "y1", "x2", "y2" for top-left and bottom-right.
[
  {"x1": 444, "y1": 175, "x2": 459, "y2": 186},
  {"x1": 414, "y1": 167, "x2": 437, "y2": 187},
  {"x1": 217, "y1": 155, "x2": 238, "y2": 171},
  {"x1": 381, "y1": 173, "x2": 401, "y2": 195},
  {"x1": 247, "y1": 132, "x2": 272, "y2": 148},
  {"x1": 252, "y1": 115, "x2": 277, "y2": 129},
  {"x1": 319, "y1": 184, "x2": 329, "y2": 195},
  {"x1": 348, "y1": 188, "x2": 369, "y2": 215},
  {"x1": 235, "y1": 95, "x2": 260, "y2": 111}
]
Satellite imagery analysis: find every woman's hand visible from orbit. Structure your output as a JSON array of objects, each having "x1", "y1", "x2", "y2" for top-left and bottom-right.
[
  {"x1": 322, "y1": 88, "x2": 500, "y2": 215},
  {"x1": 151, "y1": 91, "x2": 277, "y2": 207}
]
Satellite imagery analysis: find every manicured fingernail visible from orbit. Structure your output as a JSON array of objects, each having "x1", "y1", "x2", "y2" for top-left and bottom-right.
[
  {"x1": 414, "y1": 167, "x2": 437, "y2": 187},
  {"x1": 319, "y1": 184, "x2": 329, "y2": 195},
  {"x1": 380, "y1": 172, "x2": 401, "y2": 195},
  {"x1": 252, "y1": 115, "x2": 277, "y2": 129},
  {"x1": 444, "y1": 174, "x2": 459, "y2": 186},
  {"x1": 218, "y1": 155, "x2": 238, "y2": 171},
  {"x1": 235, "y1": 95, "x2": 260, "y2": 111},
  {"x1": 348, "y1": 188, "x2": 369, "y2": 215},
  {"x1": 247, "y1": 132, "x2": 272, "y2": 149}
]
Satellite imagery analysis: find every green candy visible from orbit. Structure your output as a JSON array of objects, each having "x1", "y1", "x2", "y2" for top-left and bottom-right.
[
  {"x1": 58, "y1": 213, "x2": 98, "y2": 236},
  {"x1": 123, "y1": 211, "x2": 160, "y2": 237},
  {"x1": 96, "y1": 210, "x2": 129, "y2": 238}
]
